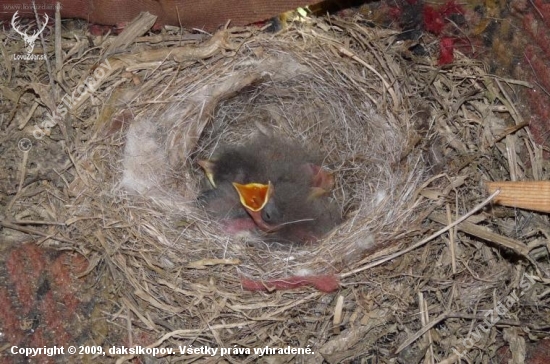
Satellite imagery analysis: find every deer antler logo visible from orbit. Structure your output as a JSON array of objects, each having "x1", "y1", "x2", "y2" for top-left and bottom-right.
[{"x1": 11, "y1": 11, "x2": 49, "y2": 54}]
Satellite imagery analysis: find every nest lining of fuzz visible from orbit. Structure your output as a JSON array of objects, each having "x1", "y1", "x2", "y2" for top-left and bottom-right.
[{"x1": 1, "y1": 12, "x2": 549, "y2": 363}]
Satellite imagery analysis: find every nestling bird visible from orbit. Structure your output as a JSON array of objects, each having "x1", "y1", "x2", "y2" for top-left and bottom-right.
[
  {"x1": 198, "y1": 134, "x2": 341, "y2": 243},
  {"x1": 197, "y1": 182, "x2": 259, "y2": 235}
]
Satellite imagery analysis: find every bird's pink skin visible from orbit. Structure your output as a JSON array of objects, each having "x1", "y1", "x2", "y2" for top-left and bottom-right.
[
  {"x1": 241, "y1": 274, "x2": 340, "y2": 292},
  {"x1": 221, "y1": 217, "x2": 258, "y2": 234}
]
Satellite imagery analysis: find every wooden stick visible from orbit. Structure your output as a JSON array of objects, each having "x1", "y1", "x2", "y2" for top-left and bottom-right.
[{"x1": 486, "y1": 181, "x2": 550, "y2": 213}]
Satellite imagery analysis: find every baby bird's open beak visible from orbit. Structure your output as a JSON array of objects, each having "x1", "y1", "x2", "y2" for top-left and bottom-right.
[
  {"x1": 198, "y1": 160, "x2": 217, "y2": 187},
  {"x1": 232, "y1": 181, "x2": 277, "y2": 232},
  {"x1": 303, "y1": 163, "x2": 335, "y2": 199}
]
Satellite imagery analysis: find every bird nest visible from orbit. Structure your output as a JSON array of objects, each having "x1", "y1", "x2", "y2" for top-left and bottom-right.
[{"x1": 2, "y1": 12, "x2": 549, "y2": 363}]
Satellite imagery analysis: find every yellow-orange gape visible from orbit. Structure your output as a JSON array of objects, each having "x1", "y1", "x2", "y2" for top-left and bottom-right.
[{"x1": 198, "y1": 134, "x2": 341, "y2": 244}]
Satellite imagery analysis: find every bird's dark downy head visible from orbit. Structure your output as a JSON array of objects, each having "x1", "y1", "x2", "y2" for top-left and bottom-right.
[
  {"x1": 199, "y1": 150, "x2": 260, "y2": 188},
  {"x1": 260, "y1": 199, "x2": 283, "y2": 224}
]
